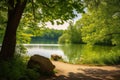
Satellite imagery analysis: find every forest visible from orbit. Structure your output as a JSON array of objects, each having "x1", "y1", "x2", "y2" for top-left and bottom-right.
[
  {"x1": 0, "y1": 0, "x2": 120, "y2": 80},
  {"x1": 59, "y1": 0, "x2": 120, "y2": 46}
]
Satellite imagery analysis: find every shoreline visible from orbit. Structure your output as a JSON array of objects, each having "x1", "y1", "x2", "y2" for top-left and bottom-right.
[{"x1": 39, "y1": 61, "x2": 120, "y2": 80}]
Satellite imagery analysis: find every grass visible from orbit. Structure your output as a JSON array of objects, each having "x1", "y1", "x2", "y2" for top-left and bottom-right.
[
  {"x1": 0, "y1": 54, "x2": 40, "y2": 80},
  {"x1": 79, "y1": 50, "x2": 120, "y2": 65}
]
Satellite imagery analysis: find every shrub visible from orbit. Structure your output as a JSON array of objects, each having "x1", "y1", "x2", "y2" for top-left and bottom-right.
[
  {"x1": 0, "y1": 54, "x2": 40, "y2": 80},
  {"x1": 0, "y1": 45, "x2": 40, "y2": 80},
  {"x1": 58, "y1": 33, "x2": 71, "y2": 43},
  {"x1": 80, "y1": 50, "x2": 120, "y2": 65}
]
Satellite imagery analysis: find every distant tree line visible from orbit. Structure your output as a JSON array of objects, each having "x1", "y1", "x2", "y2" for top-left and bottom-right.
[{"x1": 31, "y1": 28, "x2": 63, "y2": 43}]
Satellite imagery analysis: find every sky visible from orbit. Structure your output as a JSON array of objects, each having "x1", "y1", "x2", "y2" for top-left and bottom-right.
[{"x1": 45, "y1": 14, "x2": 82, "y2": 30}]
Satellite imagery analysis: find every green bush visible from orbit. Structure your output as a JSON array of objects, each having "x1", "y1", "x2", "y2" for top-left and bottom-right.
[
  {"x1": 16, "y1": 44, "x2": 27, "y2": 54},
  {"x1": 0, "y1": 54, "x2": 40, "y2": 80},
  {"x1": 58, "y1": 33, "x2": 71, "y2": 43},
  {"x1": 0, "y1": 45, "x2": 40, "y2": 80},
  {"x1": 80, "y1": 51, "x2": 120, "y2": 65}
]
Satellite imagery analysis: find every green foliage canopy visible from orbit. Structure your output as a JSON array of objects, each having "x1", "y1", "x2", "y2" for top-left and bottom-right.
[
  {"x1": 0, "y1": 0, "x2": 85, "y2": 43},
  {"x1": 59, "y1": 0, "x2": 120, "y2": 46},
  {"x1": 79, "y1": 0, "x2": 120, "y2": 45}
]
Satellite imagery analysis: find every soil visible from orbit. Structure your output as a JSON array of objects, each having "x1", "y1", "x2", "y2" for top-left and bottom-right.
[{"x1": 39, "y1": 61, "x2": 120, "y2": 80}]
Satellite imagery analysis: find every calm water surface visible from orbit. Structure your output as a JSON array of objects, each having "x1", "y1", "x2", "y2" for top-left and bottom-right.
[
  {"x1": 24, "y1": 44, "x2": 118, "y2": 64},
  {"x1": 25, "y1": 44, "x2": 68, "y2": 61}
]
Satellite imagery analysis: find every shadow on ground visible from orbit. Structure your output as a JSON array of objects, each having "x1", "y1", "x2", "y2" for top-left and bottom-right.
[{"x1": 39, "y1": 68, "x2": 120, "y2": 80}]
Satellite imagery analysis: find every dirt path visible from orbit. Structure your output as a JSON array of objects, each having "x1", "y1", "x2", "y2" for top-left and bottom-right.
[{"x1": 39, "y1": 61, "x2": 120, "y2": 80}]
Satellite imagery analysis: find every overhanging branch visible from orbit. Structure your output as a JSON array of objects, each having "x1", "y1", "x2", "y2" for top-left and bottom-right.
[{"x1": 105, "y1": 32, "x2": 120, "y2": 36}]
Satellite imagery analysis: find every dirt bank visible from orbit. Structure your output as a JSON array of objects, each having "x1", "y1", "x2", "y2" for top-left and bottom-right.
[{"x1": 39, "y1": 61, "x2": 120, "y2": 80}]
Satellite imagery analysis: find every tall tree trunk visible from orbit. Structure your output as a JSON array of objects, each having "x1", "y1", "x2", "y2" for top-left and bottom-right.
[{"x1": 0, "y1": 0, "x2": 27, "y2": 60}]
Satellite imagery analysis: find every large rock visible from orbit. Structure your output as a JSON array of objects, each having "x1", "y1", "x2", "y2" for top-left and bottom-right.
[
  {"x1": 27, "y1": 54, "x2": 55, "y2": 75},
  {"x1": 51, "y1": 54, "x2": 62, "y2": 61}
]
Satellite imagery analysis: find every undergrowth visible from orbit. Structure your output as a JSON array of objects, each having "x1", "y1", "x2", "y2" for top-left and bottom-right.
[
  {"x1": 80, "y1": 49, "x2": 120, "y2": 65},
  {"x1": 0, "y1": 45, "x2": 40, "y2": 80}
]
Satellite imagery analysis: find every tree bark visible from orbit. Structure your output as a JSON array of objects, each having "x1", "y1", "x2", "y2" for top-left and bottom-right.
[{"x1": 0, "y1": 0, "x2": 27, "y2": 60}]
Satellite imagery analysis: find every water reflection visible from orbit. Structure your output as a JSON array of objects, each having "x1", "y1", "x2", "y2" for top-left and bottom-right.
[
  {"x1": 25, "y1": 44, "x2": 68, "y2": 61},
  {"x1": 25, "y1": 44, "x2": 120, "y2": 64}
]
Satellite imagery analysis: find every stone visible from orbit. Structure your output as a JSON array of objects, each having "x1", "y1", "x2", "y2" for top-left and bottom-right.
[
  {"x1": 51, "y1": 54, "x2": 62, "y2": 61},
  {"x1": 27, "y1": 54, "x2": 55, "y2": 75}
]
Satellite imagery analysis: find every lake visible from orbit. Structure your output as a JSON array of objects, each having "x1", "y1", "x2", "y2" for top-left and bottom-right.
[{"x1": 24, "y1": 43, "x2": 120, "y2": 64}]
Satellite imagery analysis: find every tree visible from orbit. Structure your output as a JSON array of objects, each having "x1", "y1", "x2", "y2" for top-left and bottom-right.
[
  {"x1": 0, "y1": 0, "x2": 27, "y2": 60},
  {"x1": 0, "y1": 0, "x2": 84, "y2": 60},
  {"x1": 58, "y1": 21, "x2": 83, "y2": 44},
  {"x1": 80, "y1": 0, "x2": 120, "y2": 45},
  {"x1": 68, "y1": 22, "x2": 83, "y2": 43},
  {"x1": 31, "y1": 28, "x2": 63, "y2": 43}
]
